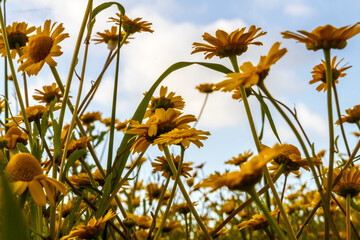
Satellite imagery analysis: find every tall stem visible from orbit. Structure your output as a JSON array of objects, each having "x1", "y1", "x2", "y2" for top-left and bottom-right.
[
  {"x1": 323, "y1": 48, "x2": 335, "y2": 240},
  {"x1": 163, "y1": 145, "x2": 212, "y2": 240},
  {"x1": 346, "y1": 194, "x2": 351, "y2": 240},
  {"x1": 194, "y1": 93, "x2": 209, "y2": 128}
]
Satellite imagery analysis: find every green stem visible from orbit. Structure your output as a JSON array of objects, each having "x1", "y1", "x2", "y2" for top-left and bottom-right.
[
  {"x1": 228, "y1": 55, "x2": 295, "y2": 239},
  {"x1": 346, "y1": 194, "x2": 351, "y2": 240},
  {"x1": 58, "y1": 0, "x2": 93, "y2": 129},
  {"x1": 163, "y1": 145, "x2": 212, "y2": 240},
  {"x1": 333, "y1": 84, "x2": 351, "y2": 157},
  {"x1": 0, "y1": 5, "x2": 33, "y2": 149},
  {"x1": 194, "y1": 93, "x2": 209, "y2": 128},
  {"x1": 247, "y1": 187, "x2": 287, "y2": 240},
  {"x1": 323, "y1": 48, "x2": 335, "y2": 240},
  {"x1": 259, "y1": 83, "x2": 340, "y2": 240},
  {"x1": 15, "y1": 45, "x2": 29, "y2": 107}
]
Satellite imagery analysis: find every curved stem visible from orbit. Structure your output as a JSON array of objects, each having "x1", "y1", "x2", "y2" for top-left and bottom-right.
[
  {"x1": 259, "y1": 83, "x2": 340, "y2": 240},
  {"x1": 162, "y1": 145, "x2": 212, "y2": 240},
  {"x1": 247, "y1": 187, "x2": 287, "y2": 240},
  {"x1": 194, "y1": 93, "x2": 209, "y2": 128}
]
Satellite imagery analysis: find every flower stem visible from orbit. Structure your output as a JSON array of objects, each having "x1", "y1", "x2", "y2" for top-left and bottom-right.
[
  {"x1": 259, "y1": 82, "x2": 341, "y2": 240},
  {"x1": 194, "y1": 93, "x2": 209, "y2": 128},
  {"x1": 247, "y1": 187, "x2": 287, "y2": 240},
  {"x1": 323, "y1": 48, "x2": 335, "y2": 240},
  {"x1": 162, "y1": 145, "x2": 213, "y2": 240},
  {"x1": 15, "y1": 45, "x2": 29, "y2": 107},
  {"x1": 346, "y1": 193, "x2": 351, "y2": 240},
  {"x1": 0, "y1": 5, "x2": 33, "y2": 149}
]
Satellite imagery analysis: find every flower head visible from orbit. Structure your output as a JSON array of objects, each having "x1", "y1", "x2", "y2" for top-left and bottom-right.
[
  {"x1": 5, "y1": 153, "x2": 67, "y2": 206},
  {"x1": 196, "y1": 83, "x2": 216, "y2": 94},
  {"x1": 18, "y1": 20, "x2": 69, "y2": 76},
  {"x1": 80, "y1": 111, "x2": 102, "y2": 126},
  {"x1": 309, "y1": 56, "x2": 351, "y2": 92},
  {"x1": 336, "y1": 104, "x2": 360, "y2": 125},
  {"x1": 66, "y1": 136, "x2": 90, "y2": 158},
  {"x1": 238, "y1": 209, "x2": 280, "y2": 230},
  {"x1": 60, "y1": 210, "x2": 117, "y2": 239},
  {"x1": 92, "y1": 26, "x2": 129, "y2": 51},
  {"x1": 33, "y1": 82, "x2": 63, "y2": 105},
  {"x1": 215, "y1": 42, "x2": 287, "y2": 91},
  {"x1": 7, "y1": 105, "x2": 51, "y2": 126},
  {"x1": 126, "y1": 108, "x2": 196, "y2": 153},
  {"x1": 225, "y1": 151, "x2": 253, "y2": 166},
  {"x1": 192, "y1": 26, "x2": 266, "y2": 59},
  {"x1": 110, "y1": 14, "x2": 154, "y2": 35},
  {"x1": 4, "y1": 126, "x2": 28, "y2": 149},
  {"x1": 0, "y1": 22, "x2": 36, "y2": 59},
  {"x1": 144, "y1": 86, "x2": 185, "y2": 118},
  {"x1": 152, "y1": 154, "x2": 193, "y2": 179},
  {"x1": 328, "y1": 167, "x2": 360, "y2": 198},
  {"x1": 282, "y1": 23, "x2": 360, "y2": 51},
  {"x1": 153, "y1": 128, "x2": 210, "y2": 148}
]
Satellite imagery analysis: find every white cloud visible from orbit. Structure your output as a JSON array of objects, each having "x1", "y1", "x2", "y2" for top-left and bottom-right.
[
  {"x1": 284, "y1": 3, "x2": 314, "y2": 17},
  {"x1": 296, "y1": 102, "x2": 327, "y2": 137}
]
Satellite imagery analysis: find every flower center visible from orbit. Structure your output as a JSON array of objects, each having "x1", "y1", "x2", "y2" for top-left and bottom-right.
[
  {"x1": 8, "y1": 32, "x2": 28, "y2": 49},
  {"x1": 6, "y1": 153, "x2": 43, "y2": 182},
  {"x1": 28, "y1": 36, "x2": 53, "y2": 63},
  {"x1": 151, "y1": 97, "x2": 174, "y2": 112}
]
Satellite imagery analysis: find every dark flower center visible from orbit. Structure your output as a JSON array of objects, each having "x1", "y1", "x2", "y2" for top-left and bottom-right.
[{"x1": 28, "y1": 36, "x2": 53, "y2": 63}]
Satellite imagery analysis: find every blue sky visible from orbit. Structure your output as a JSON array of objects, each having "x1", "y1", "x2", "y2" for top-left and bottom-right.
[{"x1": 2, "y1": 0, "x2": 360, "y2": 177}]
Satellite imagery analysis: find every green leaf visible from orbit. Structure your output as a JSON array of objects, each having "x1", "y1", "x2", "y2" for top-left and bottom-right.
[
  {"x1": 96, "y1": 171, "x2": 115, "y2": 219},
  {"x1": 0, "y1": 174, "x2": 28, "y2": 240},
  {"x1": 63, "y1": 197, "x2": 83, "y2": 235},
  {"x1": 351, "y1": 198, "x2": 360, "y2": 211},
  {"x1": 62, "y1": 149, "x2": 87, "y2": 181},
  {"x1": 252, "y1": 90, "x2": 282, "y2": 144},
  {"x1": 92, "y1": 2, "x2": 125, "y2": 21},
  {"x1": 40, "y1": 111, "x2": 48, "y2": 138},
  {"x1": 16, "y1": 142, "x2": 30, "y2": 153}
]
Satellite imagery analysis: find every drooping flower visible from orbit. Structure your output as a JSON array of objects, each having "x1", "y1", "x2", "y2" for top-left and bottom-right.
[
  {"x1": 144, "y1": 86, "x2": 185, "y2": 118},
  {"x1": 152, "y1": 154, "x2": 193, "y2": 179},
  {"x1": 33, "y1": 82, "x2": 63, "y2": 105},
  {"x1": 326, "y1": 167, "x2": 360, "y2": 198},
  {"x1": 92, "y1": 26, "x2": 129, "y2": 51},
  {"x1": 215, "y1": 42, "x2": 287, "y2": 91},
  {"x1": 192, "y1": 26, "x2": 266, "y2": 59},
  {"x1": 0, "y1": 22, "x2": 36, "y2": 59},
  {"x1": 309, "y1": 56, "x2": 351, "y2": 92},
  {"x1": 126, "y1": 108, "x2": 196, "y2": 153},
  {"x1": 109, "y1": 14, "x2": 154, "y2": 35},
  {"x1": 5, "y1": 153, "x2": 67, "y2": 206},
  {"x1": 281, "y1": 23, "x2": 360, "y2": 51},
  {"x1": 237, "y1": 209, "x2": 280, "y2": 230},
  {"x1": 60, "y1": 210, "x2": 117, "y2": 240},
  {"x1": 336, "y1": 104, "x2": 360, "y2": 125},
  {"x1": 18, "y1": 20, "x2": 69, "y2": 76}
]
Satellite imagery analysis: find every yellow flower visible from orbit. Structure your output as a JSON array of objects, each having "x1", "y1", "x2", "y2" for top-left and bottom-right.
[
  {"x1": 4, "y1": 126, "x2": 28, "y2": 149},
  {"x1": 220, "y1": 199, "x2": 236, "y2": 214},
  {"x1": 5, "y1": 153, "x2": 67, "y2": 206},
  {"x1": 80, "y1": 111, "x2": 102, "y2": 126},
  {"x1": 126, "y1": 108, "x2": 196, "y2": 153},
  {"x1": 144, "y1": 86, "x2": 185, "y2": 118},
  {"x1": 68, "y1": 169, "x2": 105, "y2": 187},
  {"x1": 327, "y1": 167, "x2": 360, "y2": 198},
  {"x1": 0, "y1": 22, "x2": 36, "y2": 59},
  {"x1": 136, "y1": 215, "x2": 152, "y2": 229},
  {"x1": 195, "y1": 152, "x2": 272, "y2": 192},
  {"x1": 192, "y1": 26, "x2": 266, "y2": 59},
  {"x1": 60, "y1": 210, "x2": 117, "y2": 240},
  {"x1": 336, "y1": 104, "x2": 360, "y2": 125},
  {"x1": 174, "y1": 202, "x2": 191, "y2": 215},
  {"x1": 152, "y1": 154, "x2": 193, "y2": 179},
  {"x1": 153, "y1": 128, "x2": 210, "y2": 148},
  {"x1": 33, "y1": 82, "x2": 63, "y2": 105},
  {"x1": 18, "y1": 20, "x2": 69, "y2": 76},
  {"x1": 196, "y1": 83, "x2": 216, "y2": 93},
  {"x1": 282, "y1": 23, "x2": 360, "y2": 51},
  {"x1": 225, "y1": 150, "x2": 253, "y2": 166},
  {"x1": 110, "y1": 14, "x2": 154, "y2": 35},
  {"x1": 92, "y1": 26, "x2": 129, "y2": 51},
  {"x1": 160, "y1": 220, "x2": 181, "y2": 233},
  {"x1": 115, "y1": 120, "x2": 129, "y2": 132},
  {"x1": 215, "y1": 42, "x2": 287, "y2": 91},
  {"x1": 0, "y1": 97, "x2": 5, "y2": 113},
  {"x1": 309, "y1": 56, "x2": 351, "y2": 92},
  {"x1": 7, "y1": 105, "x2": 52, "y2": 126},
  {"x1": 237, "y1": 209, "x2": 279, "y2": 230},
  {"x1": 145, "y1": 183, "x2": 163, "y2": 205},
  {"x1": 66, "y1": 136, "x2": 90, "y2": 158}
]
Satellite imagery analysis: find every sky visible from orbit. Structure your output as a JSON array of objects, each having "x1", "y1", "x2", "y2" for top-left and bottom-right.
[{"x1": 1, "y1": 0, "x2": 360, "y2": 178}]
